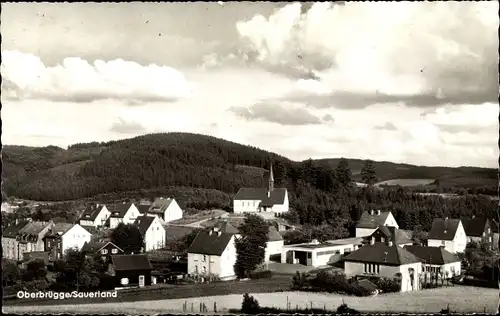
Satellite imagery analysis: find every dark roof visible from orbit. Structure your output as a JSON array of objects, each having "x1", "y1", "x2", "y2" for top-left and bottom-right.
[
  {"x1": 213, "y1": 220, "x2": 240, "y2": 234},
  {"x1": 355, "y1": 279, "x2": 379, "y2": 292},
  {"x1": 356, "y1": 211, "x2": 391, "y2": 229},
  {"x1": 491, "y1": 220, "x2": 499, "y2": 233},
  {"x1": 233, "y1": 188, "x2": 287, "y2": 205},
  {"x1": 461, "y1": 217, "x2": 488, "y2": 237},
  {"x1": 136, "y1": 204, "x2": 152, "y2": 214},
  {"x1": 111, "y1": 254, "x2": 153, "y2": 271},
  {"x1": 427, "y1": 219, "x2": 461, "y2": 241},
  {"x1": 110, "y1": 202, "x2": 134, "y2": 218},
  {"x1": 343, "y1": 242, "x2": 421, "y2": 265},
  {"x1": 18, "y1": 221, "x2": 53, "y2": 240},
  {"x1": 187, "y1": 229, "x2": 234, "y2": 256},
  {"x1": 149, "y1": 198, "x2": 175, "y2": 213},
  {"x1": 81, "y1": 241, "x2": 107, "y2": 253},
  {"x1": 368, "y1": 226, "x2": 412, "y2": 245},
  {"x1": 134, "y1": 215, "x2": 157, "y2": 235},
  {"x1": 3, "y1": 220, "x2": 30, "y2": 238},
  {"x1": 404, "y1": 245, "x2": 460, "y2": 265},
  {"x1": 23, "y1": 251, "x2": 50, "y2": 263},
  {"x1": 80, "y1": 205, "x2": 106, "y2": 221}
]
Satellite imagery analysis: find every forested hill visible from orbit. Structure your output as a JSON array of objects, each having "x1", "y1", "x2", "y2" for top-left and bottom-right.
[{"x1": 2, "y1": 132, "x2": 497, "y2": 202}]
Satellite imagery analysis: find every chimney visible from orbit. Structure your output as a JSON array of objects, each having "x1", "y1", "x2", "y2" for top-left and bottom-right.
[
  {"x1": 217, "y1": 231, "x2": 222, "y2": 236},
  {"x1": 388, "y1": 240, "x2": 393, "y2": 247},
  {"x1": 370, "y1": 209, "x2": 374, "y2": 215},
  {"x1": 370, "y1": 237, "x2": 375, "y2": 245},
  {"x1": 311, "y1": 239, "x2": 319, "y2": 245},
  {"x1": 209, "y1": 230, "x2": 213, "y2": 236},
  {"x1": 377, "y1": 210, "x2": 381, "y2": 216},
  {"x1": 445, "y1": 217, "x2": 448, "y2": 220},
  {"x1": 472, "y1": 215, "x2": 475, "y2": 219}
]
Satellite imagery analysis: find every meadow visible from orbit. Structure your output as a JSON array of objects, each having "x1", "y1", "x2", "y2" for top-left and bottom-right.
[{"x1": 3, "y1": 286, "x2": 496, "y2": 314}]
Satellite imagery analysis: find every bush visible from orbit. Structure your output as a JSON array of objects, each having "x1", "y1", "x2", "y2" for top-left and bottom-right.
[
  {"x1": 23, "y1": 279, "x2": 50, "y2": 291},
  {"x1": 371, "y1": 277, "x2": 401, "y2": 293},
  {"x1": 249, "y1": 270, "x2": 272, "y2": 279},
  {"x1": 241, "y1": 293, "x2": 260, "y2": 314},
  {"x1": 337, "y1": 303, "x2": 360, "y2": 314},
  {"x1": 292, "y1": 271, "x2": 308, "y2": 290}
]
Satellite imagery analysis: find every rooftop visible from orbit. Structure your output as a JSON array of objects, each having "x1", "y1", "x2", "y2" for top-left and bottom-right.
[{"x1": 356, "y1": 210, "x2": 392, "y2": 229}]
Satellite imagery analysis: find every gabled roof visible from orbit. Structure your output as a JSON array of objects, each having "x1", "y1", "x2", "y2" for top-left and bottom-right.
[
  {"x1": 3, "y1": 220, "x2": 30, "y2": 238},
  {"x1": 50, "y1": 223, "x2": 74, "y2": 236},
  {"x1": 491, "y1": 220, "x2": 499, "y2": 233},
  {"x1": 213, "y1": 220, "x2": 240, "y2": 234},
  {"x1": 18, "y1": 221, "x2": 53, "y2": 239},
  {"x1": 111, "y1": 254, "x2": 153, "y2": 271},
  {"x1": 149, "y1": 198, "x2": 175, "y2": 213},
  {"x1": 343, "y1": 242, "x2": 421, "y2": 266},
  {"x1": 427, "y1": 218, "x2": 461, "y2": 241},
  {"x1": 356, "y1": 211, "x2": 392, "y2": 229},
  {"x1": 134, "y1": 215, "x2": 158, "y2": 235},
  {"x1": 81, "y1": 241, "x2": 123, "y2": 254},
  {"x1": 368, "y1": 226, "x2": 412, "y2": 245},
  {"x1": 404, "y1": 245, "x2": 460, "y2": 265},
  {"x1": 165, "y1": 225, "x2": 196, "y2": 241},
  {"x1": 234, "y1": 188, "x2": 287, "y2": 205},
  {"x1": 461, "y1": 217, "x2": 488, "y2": 237},
  {"x1": 136, "y1": 204, "x2": 152, "y2": 214},
  {"x1": 110, "y1": 202, "x2": 134, "y2": 218},
  {"x1": 187, "y1": 229, "x2": 233, "y2": 256},
  {"x1": 80, "y1": 205, "x2": 106, "y2": 221}
]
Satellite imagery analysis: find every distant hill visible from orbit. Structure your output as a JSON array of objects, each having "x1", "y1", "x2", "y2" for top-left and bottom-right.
[
  {"x1": 314, "y1": 158, "x2": 497, "y2": 194},
  {"x1": 2, "y1": 132, "x2": 497, "y2": 202}
]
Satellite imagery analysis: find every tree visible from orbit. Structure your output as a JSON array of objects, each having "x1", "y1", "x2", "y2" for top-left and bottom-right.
[
  {"x1": 172, "y1": 228, "x2": 201, "y2": 252},
  {"x1": 22, "y1": 259, "x2": 47, "y2": 282},
  {"x1": 360, "y1": 160, "x2": 377, "y2": 185},
  {"x1": 2, "y1": 261, "x2": 21, "y2": 286},
  {"x1": 58, "y1": 249, "x2": 99, "y2": 290},
  {"x1": 334, "y1": 158, "x2": 352, "y2": 188},
  {"x1": 234, "y1": 214, "x2": 269, "y2": 278},
  {"x1": 241, "y1": 293, "x2": 260, "y2": 314},
  {"x1": 110, "y1": 223, "x2": 145, "y2": 254}
]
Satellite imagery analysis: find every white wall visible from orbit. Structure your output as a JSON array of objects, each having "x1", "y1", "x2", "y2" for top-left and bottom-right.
[
  {"x1": 164, "y1": 200, "x2": 183, "y2": 223},
  {"x1": 265, "y1": 240, "x2": 284, "y2": 262},
  {"x1": 62, "y1": 225, "x2": 92, "y2": 255},
  {"x1": 187, "y1": 236, "x2": 237, "y2": 280},
  {"x1": 144, "y1": 217, "x2": 166, "y2": 251},
  {"x1": 344, "y1": 261, "x2": 421, "y2": 292},
  {"x1": 2, "y1": 237, "x2": 18, "y2": 260},
  {"x1": 123, "y1": 204, "x2": 141, "y2": 224},
  {"x1": 95, "y1": 206, "x2": 111, "y2": 227},
  {"x1": 355, "y1": 228, "x2": 377, "y2": 237},
  {"x1": 220, "y1": 236, "x2": 237, "y2": 279},
  {"x1": 271, "y1": 192, "x2": 289, "y2": 213},
  {"x1": 109, "y1": 217, "x2": 123, "y2": 229},
  {"x1": 384, "y1": 213, "x2": 399, "y2": 229},
  {"x1": 453, "y1": 222, "x2": 467, "y2": 253},
  {"x1": 233, "y1": 200, "x2": 261, "y2": 214}
]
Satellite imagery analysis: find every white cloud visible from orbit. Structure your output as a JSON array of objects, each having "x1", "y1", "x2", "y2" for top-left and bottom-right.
[
  {"x1": 1, "y1": 50, "x2": 193, "y2": 103},
  {"x1": 235, "y1": 2, "x2": 498, "y2": 106}
]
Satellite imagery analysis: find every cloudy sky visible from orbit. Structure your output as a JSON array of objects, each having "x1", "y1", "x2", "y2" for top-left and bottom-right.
[{"x1": 2, "y1": 2, "x2": 498, "y2": 168}]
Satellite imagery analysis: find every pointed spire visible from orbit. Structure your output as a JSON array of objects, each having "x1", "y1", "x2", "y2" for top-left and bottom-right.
[{"x1": 268, "y1": 162, "x2": 274, "y2": 193}]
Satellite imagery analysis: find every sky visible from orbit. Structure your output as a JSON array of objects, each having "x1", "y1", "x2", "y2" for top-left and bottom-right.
[{"x1": 1, "y1": 1, "x2": 499, "y2": 168}]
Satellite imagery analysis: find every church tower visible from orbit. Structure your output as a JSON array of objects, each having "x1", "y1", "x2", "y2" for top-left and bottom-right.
[{"x1": 268, "y1": 162, "x2": 274, "y2": 193}]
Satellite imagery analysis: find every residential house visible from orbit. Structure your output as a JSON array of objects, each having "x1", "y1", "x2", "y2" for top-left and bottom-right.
[
  {"x1": 461, "y1": 216, "x2": 494, "y2": 247},
  {"x1": 79, "y1": 204, "x2": 111, "y2": 228},
  {"x1": 108, "y1": 254, "x2": 154, "y2": 288},
  {"x1": 2, "y1": 219, "x2": 31, "y2": 260},
  {"x1": 134, "y1": 215, "x2": 167, "y2": 251},
  {"x1": 282, "y1": 238, "x2": 363, "y2": 267},
  {"x1": 81, "y1": 241, "x2": 124, "y2": 263},
  {"x1": 355, "y1": 210, "x2": 399, "y2": 237},
  {"x1": 187, "y1": 226, "x2": 237, "y2": 280},
  {"x1": 164, "y1": 225, "x2": 196, "y2": 249},
  {"x1": 145, "y1": 198, "x2": 183, "y2": 223},
  {"x1": 343, "y1": 239, "x2": 422, "y2": 292},
  {"x1": 106, "y1": 203, "x2": 141, "y2": 229},
  {"x1": 272, "y1": 218, "x2": 298, "y2": 232},
  {"x1": 233, "y1": 164, "x2": 289, "y2": 216},
  {"x1": 491, "y1": 220, "x2": 499, "y2": 250},
  {"x1": 426, "y1": 218, "x2": 467, "y2": 254},
  {"x1": 16, "y1": 220, "x2": 55, "y2": 261},
  {"x1": 405, "y1": 245, "x2": 461, "y2": 278},
  {"x1": 44, "y1": 223, "x2": 93, "y2": 260},
  {"x1": 364, "y1": 226, "x2": 413, "y2": 247}
]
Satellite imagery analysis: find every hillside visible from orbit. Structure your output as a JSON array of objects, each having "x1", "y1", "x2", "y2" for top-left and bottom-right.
[{"x1": 2, "y1": 132, "x2": 497, "y2": 202}]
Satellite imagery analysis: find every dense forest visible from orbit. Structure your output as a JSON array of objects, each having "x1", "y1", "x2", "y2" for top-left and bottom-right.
[{"x1": 2, "y1": 132, "x2": 498, "y2": 232}]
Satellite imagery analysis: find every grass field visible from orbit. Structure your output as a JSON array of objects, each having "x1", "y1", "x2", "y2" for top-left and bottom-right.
[
  {"x1": 375, "y1": 179, "x2": 435, "y2": 186},
  {"x1": 3, "y1": 286, "x2": 496, "y2": 314}
]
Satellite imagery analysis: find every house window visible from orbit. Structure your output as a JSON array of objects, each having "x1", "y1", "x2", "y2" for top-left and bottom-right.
[
  {"x1": 376, "y1": 264, "x2": 380, "y2": 274},
  {"x1": 112, "y1": 249, "x2": 118, "y2": 254},
  {"x1": 489, "y1": 237, "x2": 492, "y2": 243},
  {"x1": 101, "y1": 249, "x2": 108, "y2": 254},
  {"x1": 203, "y1": 266, "x2": 207, "y2": 274},
  {"x1": 48, "y1": 241, "x2": 51, "y2": 248},
  {"x1": 202, "y1": 255, "x2": 206, "y2": 262},
  {"x1": 195, "y1": 266, "x2": 198, "y2": 273},
  {"x1": 488, "y1": 228, "x2": 491, "y2": 234},
  {"x1": 364, "y1": 264, "x2": 368, "y2": 273},
  {"x1": 483, "y1": 232, "x2": 486, "y2": 237},
  {"x1": 441, "y1": 240, "x2": 445, "y2": 246}
]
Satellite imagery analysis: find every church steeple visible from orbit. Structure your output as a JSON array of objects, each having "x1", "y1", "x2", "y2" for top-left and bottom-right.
[{"x1": 268, "y1": 162, "x2": 274, "y2": 193}]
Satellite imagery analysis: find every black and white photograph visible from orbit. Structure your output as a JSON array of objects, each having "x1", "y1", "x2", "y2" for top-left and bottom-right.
[{"x1": 1, "y1": 1, "x2": 499, "y2": 314}]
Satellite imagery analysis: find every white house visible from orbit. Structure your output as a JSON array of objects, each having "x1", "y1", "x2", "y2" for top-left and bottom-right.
[
  {"x1": 404, "y1": 245, "x2": 462, "y2": 279},
  {"x1": 145, "y1": 198, "x2": 183, "y2": 223},
  {"x1": 233, "y1": 164, "x2": 289, "y2": 216},
  {"x1": 281, "y1": 238, "x2": 362, "y2": 267},
  {"x1": 187, "y1": 226, "x2": 237, "y2": 280},
  {"x1": 1, "y1": 219, "x2": 38, "y2": 261},
  {"x1": 106, "y1": 203, "x2": 142, "y2": 229},
  {"x1": 343, "y1": 240, "x2": 422, "y2": 292},
  {"x1": 79, "y1": 204, "x2": 111, "y2": 228},
  {"x1": 427, "y1": 218, "x2": 467, "y2": 254},
  {"x1": 45, "y1": 223, "x2": 93, "y2": 256},
  {"x1": 355, "y1": 210, "x2": 399, "y2": 237},
  {"x1": 134, "y1": 215, "x2": 167, "y2": 251},
  {"x1": 365, "y1": 226, "x2": 413, "y2": 248}
]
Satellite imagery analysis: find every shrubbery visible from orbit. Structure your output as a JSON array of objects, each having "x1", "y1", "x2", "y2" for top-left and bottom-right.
[{"x1": 249, "y1": 270, "x2": 273, "y2": 279}]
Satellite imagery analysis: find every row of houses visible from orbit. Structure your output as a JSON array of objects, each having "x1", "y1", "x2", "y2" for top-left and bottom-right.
[{"x1": 1, "y1": 197, "x2": 185, "y2": 262}]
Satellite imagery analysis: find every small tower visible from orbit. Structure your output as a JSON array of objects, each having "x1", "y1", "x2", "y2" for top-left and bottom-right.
[{"x1": 268, "y1": 162, "x2": 274, "y2": 193}]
